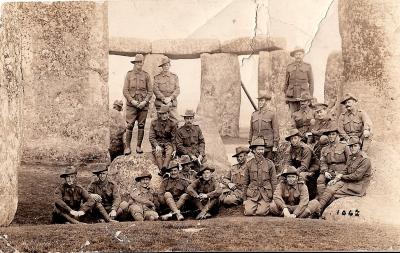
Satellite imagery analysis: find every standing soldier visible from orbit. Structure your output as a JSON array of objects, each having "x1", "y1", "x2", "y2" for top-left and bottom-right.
[
  {"x1": 187, "y1": 165, "x2": 221, "y2": 220},
  {"x1": 243, "y1": 138, "x2": 278, "y2": 216},
  {"x1": 127, "y1": 171, "x2": 159, "y2": 221},
  {"x1": 220, "y1": 146, "x2": 250, "y2": 206},
  {"x1": 285, "y1": 47, "x2": 314, "y2": 112},
  {"x1": 291, "y1": 93, "x2": 314, "y2": 138},
  {"x1": 149, "y1": 105, "x2": 177, "y2": 176},
  {"x1": 52, "y1": 167, "x2": 95, "y2": 224},
  {"x1": 158, "y1": 161, "x2": 190, "y2": 221},
  {"x1": 109, "y1": 100, "x2": 126, "y2": 161},
  {"x1": 153, "y1": 57, "x2": 180, "y2": 122},
  {"x1": 123, "y1": 54, "x2": 153, "y2": 155},
  {"x1": 338, "y1": 93, "x2": 373, "y2": 152},
  {"x1": 87, "y1": 165, "x2": 122, "y2": 223},
  {"x1": 248, "y1": 91, "x2": 279, "y2": 160},
  {"x1": 316, "y1": 126, "x2": 350, "y2": 198},
  {"x1": 175, "y1": 109, "x2": 206, "y2": 166},
  {"x1": 270, "y1": 166, "x2": 320, "y2": 218}
]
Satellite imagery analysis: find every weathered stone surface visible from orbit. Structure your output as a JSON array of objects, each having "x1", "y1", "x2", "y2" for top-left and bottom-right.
[
  {"x1": 152, "y1": 39, "x2": 220, "y2": 59},
  {"x1": 196, "y1": 100, "x2": 230, "y2": 176},
  {"x1": 324, "y1": 51, "x2": 344, "y2": 120},
  {"x1": 143, "y1": 54, "x2": 164, "y2": 119},
  {"x1": 200, "y1": 53, "x2": 241, "y2": 137},
  {"x1": 109, "y1": 109, "x2": 126, "y2": 153},
  {"x1": 20, "y1": 2, "x2": 110, "y2": 165},
  {"x1": 322, "y1": 0, "x2": 400, "y2": 225},
  {"x1": 258, "y1": 50, "x2": 294, "y2": 139},
  {"x1": 0, "y1": 3, "x2": 23, "y2": 226},
  {"x1": 108, "y1": 154, "x2": 161, "y2": 197},
  {"x1": 221, "y1": 36, "x2": 286, "y2": 55},
  {"x1": 109, "y1": 37, "x2": 151, "y2": 56}
]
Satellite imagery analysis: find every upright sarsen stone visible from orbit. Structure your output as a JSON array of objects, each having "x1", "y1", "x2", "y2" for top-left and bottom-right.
[
  {"x1": 20, "y1": 2, "x2": 110, "y2": 165},
  {"x1": 200, "y1": 53, "x2": 241, "y2": 137},
  {"x1": 0, "y1": 3, "x2": 24, "y2": 226}
]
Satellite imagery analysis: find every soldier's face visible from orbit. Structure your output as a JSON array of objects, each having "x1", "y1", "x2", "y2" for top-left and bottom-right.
[
  {"x1": 258, "y1": 98, "x2": 266, "y2": 109},
  {"x1": 170, "y1": 167, "x2": 179, "y2": 178},
  {"x1": 158, "y1": 112, "x2": 169, "y2": 121},
  {"x1": 182, "y1": 164, "x2": 191, "y2": 171},
  {"x1": 294, "y1": 52, "x2": 304, "y2": 62},
  {"x1": 140, "y1": 177, "x2": 151, "y2": 188},
  {"x1": 184, "y1": 116, "x2": 194, "y2": 125},
  {"x1": 201, "y1": 170, "x2": 212, "y2": 181},
  {"x1": 134, "y1": 61, "x2": 143, "y2": 70},
  {"x1": 290, "y1": 135, "x2": 302, "y2": 146},
  {"x1": 65, "y1": 174, "x2": 76, "y2": 186},
  {"x1": 254, "y1": 146, "x2": 265, "y2": 155},
  {"x1": 349, "y1": 143, "x2": 361, "y2": 154},
  {"x1": 315, "y1": 109, "x2": 327, "y2": 119},
  {"x1": 286, "y1": 174, "x2": 298, "y2": 185},
  {"x1": 345, "y1": 99, "x2": 356, "y2": 111},
  {"x1": 97, "y1": 171, "x2": 107, "y2": 182},
  {"x1": 236, "y1": 153, "x2": 247, "y2": 164},
  {"x1": 300, "y1": 100, "x2": 309, "y2": 109},
  {"x1": 162, "y1": 63, "x2": 170, "y2": 72},
  {"x1": 328, "y1": 132, "x2": 338, "y2": 143}
]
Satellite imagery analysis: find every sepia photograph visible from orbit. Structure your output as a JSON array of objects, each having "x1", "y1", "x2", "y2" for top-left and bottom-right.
[{"x1": 0, "y1": 0, "x2": 399, "y2": 252}]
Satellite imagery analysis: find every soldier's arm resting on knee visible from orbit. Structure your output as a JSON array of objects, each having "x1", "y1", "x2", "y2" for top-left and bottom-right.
[
  {"x1": 273, "y1": 183, "x2": 287, "y2": 211},
  {"x1": 111, "y1": 184, "x2": 122, "y2": 211},
  {"x1": 54, "y1": 187, "x2": 73, "y2": 213},
  {"x1": 298, "y1": 146, "x2": 312, "y2": 172},
  {"x1": 79, "y1": 187, "x2": 96, "y2": 212},
  {"x1": 293, "y1": 184, "x2": 309, "y2": 217},
  {"x1": 186, "y1": 179, "x2": 200, "y2": 199}
]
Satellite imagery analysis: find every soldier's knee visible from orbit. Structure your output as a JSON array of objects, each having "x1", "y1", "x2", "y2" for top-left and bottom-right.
[
  {"x1": 223, "y1": 195, "x2": 239, "y2": 206},
  {"x1": 129, "y1": 204, "x2": 142, "y2": 214},
  {"x1": 145, "y1": 211, "x2": 159, "y2": 221},
  {"x1": 317, "y1": 175, "x2": 326, "y2": 185},
  {"x1": 164, "y1": 192, "x2": 173, "y2": 200}
]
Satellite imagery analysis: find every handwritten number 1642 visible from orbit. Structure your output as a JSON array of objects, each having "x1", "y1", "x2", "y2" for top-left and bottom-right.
[{"x1": 336, "y1": 209, "x2": 360, "y2": 216}]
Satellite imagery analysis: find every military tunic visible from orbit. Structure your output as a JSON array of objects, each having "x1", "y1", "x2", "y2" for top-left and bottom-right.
[
  {"x1": 292, "y1": 107, "x2": 314, "y2": 136},
  {"x1": 175, "y1": 124, "x2": 206, "y2": 161},
  {"x1": 153, "y1": 71, "x2": 180, "y2": 108},
  {"x1": 187, "y1": 177, "x2": 221, "y2": 214},
  {"x1": 220, "y1": 163, "x2": 247, "y2": 205},
  {"x1": 160, "y1": 176, "x2": 190, "y2": 200},
  {"x1": 249, "y1": 109, "x2": 279, "y2": 148},
  {"x1": 128, "y1": 186, "x2": 159, "y2": 220},
  {"x1": 338, "y1": 109, "x2": 373, "y2": 151},
  {"x1": 87, "y1": 180, "x2": 121, "y2": 212},
  {"x1": 284, "y1": 143, "x2": 318, "y2": 174},
  {"x1": 285, "y1": 61, "x2": 314, "y2": 98},
  {"x1": 149, "y1": 118, "x2": 177, "y2": 148}
]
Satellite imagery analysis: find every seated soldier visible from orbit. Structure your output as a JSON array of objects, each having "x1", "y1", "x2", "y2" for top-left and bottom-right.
[
  {"x1": 158, "y1": 160, "x2": 190, "y2": 221},
  {"x1": 270, "y1": 166, "x2": 320, "y2": 218},
  {"x1": 149, "y1": 105, "x2": 178, "y2": 176},
  {"x1": 220, "y1": 146, "x2": 250, "y2": 206},
  {"x1": 127, "y1": 171, "x2": 159, "y2": 221},
  {"x1": 87, "y1": 165, "x2": 122, "y2": 223},
  {"x1": 52, "y1": 166, "x2": 95, "y2": 224},
  {"x1": 243, "y1": 138, "x2": 277, "y2": 216},
  {"x1": 314, "y1": 137, "x2": 372, "y2": 213},
  {"x1": 291, "y1": 93, "x2": 314, "y2": 138},
  {"x1": 317, "y1": 126, "x2": 350, "y2": 198},
  {"x1": 187, "y1": 165, "x2": 221, "y2": 220},
  {"x1": 179, "y1": 155, "x2": 197, "y2": 182}
]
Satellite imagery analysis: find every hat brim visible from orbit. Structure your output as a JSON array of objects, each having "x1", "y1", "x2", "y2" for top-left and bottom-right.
[
  {"x1": 285, "y1": 133, "x2": 301, "y2": 142},
  {"x1": 281, "y1": 171, "x2": 300, "y2": 177},
  {"x1": 290, "y1": 49, "x2": 305, "y2": 57},
  {"x1": 197, "y1": 168, "x2": 215, "y2": 176},
  {"x1": 60, "y1": 172, "x2": 77, "y2": 178},
  {"x1": 341, "y1": 97, "x2": 357, "y2": 105},
  {"x1": 181, "y1": 115, "x2": 195, "y2": 117},
  {"x1": 92, "y1": 168, "x2": 108, "y2": 174},
  {"x1": 322, "y1": 129, "x2": 339, "y2": 135},
  {"x1": 232, "y1": 150, "x2": 250, "y2": 157},
  {"x1": 130, "y1": 60, "x2": 143, "y2": 63},
  {"x1": 135, "y1": 174, "x2": 152, "y2": 182}
]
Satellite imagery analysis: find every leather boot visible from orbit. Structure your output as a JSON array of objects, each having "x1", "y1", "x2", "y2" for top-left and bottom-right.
[
  {"x1": 96, "y1": 203, "x2": 112, "y2": 222},
  {"x1": 154, "y1": 153, "x2": 163, "y2": 170},
  {"x1": 165, "y1": 196, "x2": 179, "y2": 214},
  {"x1": 136, "y1": 129, "x2": 144, "y2": 154},
  {"x1": 124, "y1": 130, "x2": 132, "y2": 155}
]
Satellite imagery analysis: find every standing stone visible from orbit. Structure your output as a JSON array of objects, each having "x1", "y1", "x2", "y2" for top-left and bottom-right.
[
  {"x1": 324, "y1": 51, "x2": 344, "y2": 120},
  {"x1": 0, "y1": 3, "x2": 24, "y2": 226},
  {"x1": 200, "y1": 53, "x2": 241, "y2": 137},
  {"x1": 321, "y1": 0, "x2": 400, "y2": 224},
  {"x1": 20, "y1": 2, "x2": 109, "y2": 165}
]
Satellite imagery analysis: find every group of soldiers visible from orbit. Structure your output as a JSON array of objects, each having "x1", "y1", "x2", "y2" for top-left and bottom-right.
[{"x1": 52, "y1": 47, "x2": 373, "y2": 224}]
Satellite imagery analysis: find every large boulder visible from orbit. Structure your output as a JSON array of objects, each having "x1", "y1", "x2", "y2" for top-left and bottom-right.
[
  {"x1": 152, "y1": 39, "x2": 220, "y2": 59},
  {"x1": 322, "y1": 0, "x2": 400, "y2": 225},
  {"x1": 0, "y1": 3, "x2": 24, "y2": 226},
  {"x1": 324, "y1": 51, "x2": 344, "y2": 120},
  {"x1": 221, "y1": 36, "x2": 286, "y2": 55},
  {"x1": 20, "y1": 2, "x2": 110, "y2": 165},
  {"x1": 109, "y1": 37, "x2": 151, "y2": 56},
  {"x1": 200, "y1": 53, "x2": 241, "y2": 137}
]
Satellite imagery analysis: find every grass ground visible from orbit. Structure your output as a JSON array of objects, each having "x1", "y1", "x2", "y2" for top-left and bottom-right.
[{"x1": 3, "y1": 158, "x2": 400, "y2": 252}]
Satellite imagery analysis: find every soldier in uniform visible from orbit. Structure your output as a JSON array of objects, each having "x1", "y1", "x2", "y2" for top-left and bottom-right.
[
  {"x1": 187, "y1": 165, "x2": 221, "y2": 220},
  {"x1": 314, "y1": 137, "x2": 372, "y2": 212},
  {"x1": 291, "y1": 93, "x2": 314, "y2": 139},
  {"x1": 175, "y1": 109, "x2": 206, "y2": 166},
  {"x1": 179, "y1": 155, "x2": 197, "y2": 182},
  {"x1": 149, "y1": 105, "x2": 178, "y2": 176},
  {"x1": 285, "y1": 47, "x2": 314, "y2": 112},
  {"x1": 52, "y1": 167, "x2": 95, "y2": 224},
  {"x1": 87, "y1": 165, "x2": 122, "y2": 223},
  {"x1": 270, "y1": 166, "x2": 320, "y2": 218},
  {"x1": 158, "y1": 161, "x2": 190, "y2": 221},
  {"x1": 311, "y1": 103, "x2": 334, "y2": 140},
  {"x1": 220, "y1": 146, "x2": 250, "y2": 206},
  {"x1": 127, "y1": 171, "x2": 159, "y2": 221},
  {"x1": 248, "y1": 91, "x2": 279, "y2": 160},
  {"x1": 316, "y1": 126, "x2": 350, "y2": 198},
  {"x1": 123, "y1": 54, "x2": 153, "y2": 155},
  {"x1": 243, "y1": 138, "x2": 278, "y2": 216},
  {"x1": 153, "y1": 57, "x2": 180, "y2": 122},
  {"x1": 338, "y1": 93, "x2": 373, "y2": 152},
  {"x1": 109, "y1": 100, "x2": 126, "y2": 161}
]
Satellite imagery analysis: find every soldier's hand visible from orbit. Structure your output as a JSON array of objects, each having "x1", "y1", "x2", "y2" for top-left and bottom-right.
[
  {"x1": 155, "y1": 145, "x2": 162, "y2": 152},
  {"x1": 272, "y1": 147, "x2": 278, "y2": 152},
  {"x1": 363, "y1": 129, "x2": 370, "y2": 138},
  {"x1": 131, "y1": 100, "x2": 139, "y2": 107},
  {"x1": 138, "y1": 101, "x2": 147, "y2": 109},
  {"x1": 70, "y1": 210, "x2": 79, "y2": 217},
  {"x1": 164, "y1": 97, "x2": 171, "y2": 104},
  {"x1": 228, "y1": 183, "x2": 236, "y2": 190},
  {"x1": 283, "y1": 208, "x2": 291, "y2": 218},
  {"x1": 77, "y1": 210, "x2": 85, "y2": 217},
  {"x1": 199, "y1": 193, "x2": 207, "y2": 199},
  {"x1": 324, "y1": 172, "x2": 332, "y2": 180},
  {"x1": 109, "y1": 210, "x2": 117, "y2": 218},
  {"x1": 90, "y1": 194, "x2": 102, "y2": 202},
  {"x1": 198, "y1": 155, "x2": 203, "y2": 162}
]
